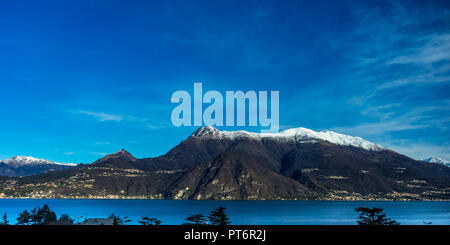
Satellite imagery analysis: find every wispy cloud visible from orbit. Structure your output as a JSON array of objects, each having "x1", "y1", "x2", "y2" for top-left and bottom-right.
[
  {"x1": 146, "y1": 122, "x2": 172, "y2": 130},
  {"x1": 95, "y1": 141, "x2": 111, "y2": 145},
  {"x1": 387, "y1": 34, "x2": 450, "y2": 65},
  {"x1": 332, "y1": 103, "x2": 449, "y2": 137},
  {"x1": 339, "y1": 4, "x2": 450, "y2": 104},
  {"x1": 374, "y1": 60, "x2": 450, "y2": 92},
  {"x1": 322, "y1": 3, "x2": 450, "y2": 160},
  {"x1": 360, "y1": 103, "x2": 402, "y2": 119},
  {"x1": 146, "y1": 124, "x2": 166, "y2": 130},
  {"x1": 90, "y1": 152, "x2": 108, "y2": 157},
  {"x1": 73, "y1": 110, "x2": 126, "y2": 122},
  {"x1": 331, "y1": 121, "x2": 430, "y2": 137},
  {"x1": 64, "y1": 152, "x2": 75, "y2": 156}
]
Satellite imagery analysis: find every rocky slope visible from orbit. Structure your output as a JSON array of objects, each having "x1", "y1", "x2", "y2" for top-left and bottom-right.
[{"x1": 0, "y1": 127, "x2": 449, "y2": 200}]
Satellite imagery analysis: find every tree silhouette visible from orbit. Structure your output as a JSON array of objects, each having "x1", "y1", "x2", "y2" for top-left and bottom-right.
[
  {"x1": 139, "y1": 217, "x2": 161, "y2": 225},
  {"x1": 16, "y1": 205, "x2": 57, "y2": 225},
  {"x1": 109, "y1": 213, "x2": 131, "y2": 225},
  {"x1": 355, "y1": 207, "x2": 399, "y2": 225},
  {"x1": 208, "y1": 207, "x2": 231, "y2": 225},
  {"x1": 0, "y1": 213, "x2": 8, "y2": 225},
  {"x1": 16, "y1": 210, "x2": 32, "y2": 225},
  {"x1": 30, "y1": 205, "x2": 57, "y2": 225},
  {"x1": 52, "y1": 214, "x2": 75, "y2": 225},
  {"x1": 183, "y1": 214, "x2": 208, "y2": 225}
]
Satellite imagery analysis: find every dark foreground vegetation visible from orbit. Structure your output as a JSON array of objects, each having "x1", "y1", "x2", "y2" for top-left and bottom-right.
[{"x1": 0, "y1": 205, "x2": 400, "y2": 225}]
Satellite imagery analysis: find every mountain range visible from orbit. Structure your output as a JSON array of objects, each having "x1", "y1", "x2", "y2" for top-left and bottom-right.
[
  {"x1": 0, "y1": 126, "x2": 449, "y2": 200},
  {"x1": 423, "y1": 157, "x2": 450, "y2": 168},
  {"x1": 0, "y1": 156, "x2": 76, "y2": 177}
]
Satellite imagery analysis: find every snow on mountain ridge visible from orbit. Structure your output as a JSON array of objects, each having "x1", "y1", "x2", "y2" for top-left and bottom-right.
[
  {"x1": 423, "y1": 157, "x2": 450, "y2": 167},
  {"x1": 1, "y1": 156, "x2": 77, "y2": 168},
  {"x1": 193, "y1": 126, "x2": 384, "y2": 151}
]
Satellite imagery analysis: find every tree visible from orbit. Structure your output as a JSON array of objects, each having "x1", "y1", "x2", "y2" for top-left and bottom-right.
[
  {"x1": 208, "y1": 207, "x2": 231, "y2": 225},
  {"x1": 109, "y1": 213, "x2": 131, "y2": 225},
  {"x1": 30, "y1": 205, "x2": 57, "y2": 225},
  {"x1": 183, "y1": 214, "x2": 208, "y2": 225},
  {"x1": 29, "y1": 207, "x2": 41, "y2": 225},
  {"x1": 16, "y1": 210, "x2": 32, "y2": 225},
  {"x1": 50, "y1": 214, "x2": 75, "y2": 225},
  {"x1": 139, "y1": 217, "x2": 161, "y2": 225},
  {"x1": 0, "y1": 213, "x2": 8, "y2": 225},
  {"x1": 355, "y1": 207, "x2": 399, "y2": 225}
]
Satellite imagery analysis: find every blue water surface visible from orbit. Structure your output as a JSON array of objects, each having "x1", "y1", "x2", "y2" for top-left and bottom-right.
[{"x1": 0, "y1": 199, "x2": 448, "y2": 225}]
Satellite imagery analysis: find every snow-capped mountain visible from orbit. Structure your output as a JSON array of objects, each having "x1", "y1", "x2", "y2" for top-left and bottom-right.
[
  {"x1": 193, "y1": 126, "x2": 384, "y2": 151},
  {"x1": 0, "y1": 156, "x2": 76, "y2": 177},
  {"x1": 423, "y1": 157, "x2": 450, "y2": 167},
  {"x1": 1, "y1": 156, "x2": 76, "y2": 168},
  {"x1": 1, "y1": 126, "x2": 449, "y2": 200}
]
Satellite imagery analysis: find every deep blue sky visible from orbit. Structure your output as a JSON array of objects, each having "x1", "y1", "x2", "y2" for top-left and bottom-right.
[{"x1": 0, "y1": 0, "x2": 449, "y2": 163}]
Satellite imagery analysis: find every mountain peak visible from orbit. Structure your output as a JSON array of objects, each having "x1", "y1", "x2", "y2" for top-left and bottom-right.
[
  {"x1": 192, "y1": 126, "x2": 220, "y2": 137},
  {"x1": 115, "y1": 149, "x2": 130, "y2": 154},
  {"x1": 423, "y1": 157, "x2": 450, "y2": 167},
  {"x1": 191, "y1": 126, "x2": 384, "y2": 151},
  {"x1": 93, "y1": 149, "x2": 136, "y2": 164}
]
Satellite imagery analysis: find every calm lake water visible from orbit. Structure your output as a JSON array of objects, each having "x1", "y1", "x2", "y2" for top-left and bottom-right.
[{"x1": 0, "y1": 199, "x2": 448, "y2": 225}]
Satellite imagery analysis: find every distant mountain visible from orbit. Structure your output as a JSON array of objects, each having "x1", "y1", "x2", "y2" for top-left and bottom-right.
[
  {"x1": 93, "y1": 149, "x2": 137, "y2": 167},
  {"x1": 0, "y1": 156, "x2": 76, "y2": 177},
  {"x1": 0, "y1": 126, "x2": 449, "y2": 200},
  {"x1": 423, "y1": 157, "x2": 450, "y2": 167}
]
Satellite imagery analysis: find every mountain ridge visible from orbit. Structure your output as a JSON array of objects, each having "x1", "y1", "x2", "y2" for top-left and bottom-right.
[
  {"x1": 0, "y1": 156, "x2": 76, "y2": 177},
  {"x1": 0, "y1": 126, "x2": 449, "y2": 200},
  {"x1": 423, "y1": 157, "x2": 450, "y2": 167},
  {"x1": 1, "y1": 156, "x2": 76, "y2": 167},
  {"x1": 192, "y1": 126, "x2": 384, "y2": 151}
]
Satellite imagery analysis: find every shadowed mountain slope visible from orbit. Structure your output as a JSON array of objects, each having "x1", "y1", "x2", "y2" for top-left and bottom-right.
[{"x1": 0, "y1": 127, "x2": 449, "y2": 200}]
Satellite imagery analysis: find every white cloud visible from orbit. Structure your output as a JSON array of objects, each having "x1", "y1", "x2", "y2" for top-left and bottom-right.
[
  {"x1": 387, "y1": 34, "x2": 450, "y2": 65},
  {"x1": 374, "y1": 66, "x2": 450, "y2": 92},
  {"x1": 340, "y1": 4, "x2": 450, "y2": 107},
  {"x1": 332, "y1": 103, "x2": 449, "y2": 137},
  {"x1": 74, "y1": 110, "x2": 125, "y2": 122},
  {"x1": 331, "y1": 121, "x2": 430, "y2": 137},
  {"x1": 90, "y1": 152, "x2": 108, "y2": 157},
  {"x1": 146, "y1": 123, "x2": 170, "y2": 130},
  {"x1": 95, "y1": 141, "x2": 111, "y2": 145}
]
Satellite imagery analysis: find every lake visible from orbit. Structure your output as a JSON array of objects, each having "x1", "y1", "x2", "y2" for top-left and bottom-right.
[{"x1": 0, "y1": 199, "x2": 448, "y2": 225}]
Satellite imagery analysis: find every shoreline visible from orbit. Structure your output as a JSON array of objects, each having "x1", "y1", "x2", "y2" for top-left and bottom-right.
[{"x1": 0, "y1": 198, "x2": 449, "y2": 202}]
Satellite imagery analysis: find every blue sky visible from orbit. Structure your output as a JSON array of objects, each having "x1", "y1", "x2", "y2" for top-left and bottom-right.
[{"x1": 0, "y1": 0, "x2": 449, "y2": 163}]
